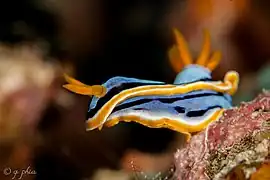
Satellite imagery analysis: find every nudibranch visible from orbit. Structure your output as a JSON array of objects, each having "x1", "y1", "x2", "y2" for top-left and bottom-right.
[{"x1": 63, "y1": 28, "x2": 239, "y2": 141}]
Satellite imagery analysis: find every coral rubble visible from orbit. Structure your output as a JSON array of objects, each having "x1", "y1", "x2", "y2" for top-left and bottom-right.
[{"x1": 174, "y1": 91, "x2": 270, "y2": 180}]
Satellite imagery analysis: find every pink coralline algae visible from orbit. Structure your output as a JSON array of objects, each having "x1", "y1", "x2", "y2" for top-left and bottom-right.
[{"x1": 174, "y1": 91, "x2": 270, "y2": 180}]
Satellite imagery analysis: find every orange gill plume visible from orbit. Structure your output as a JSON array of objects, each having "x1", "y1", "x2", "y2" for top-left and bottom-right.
[{"x1": 168, "y1": 28, "x2": 221, "y2": 73}]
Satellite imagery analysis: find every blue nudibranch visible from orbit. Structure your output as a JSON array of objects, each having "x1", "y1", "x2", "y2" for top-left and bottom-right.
[{"x1": 63, "y1": 29, "x2": 239, "y2": 141}]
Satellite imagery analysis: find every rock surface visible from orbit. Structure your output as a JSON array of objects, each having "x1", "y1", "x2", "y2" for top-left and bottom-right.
[{"x1": 174, "y1": 91, "x2": 270, "y2": 180}]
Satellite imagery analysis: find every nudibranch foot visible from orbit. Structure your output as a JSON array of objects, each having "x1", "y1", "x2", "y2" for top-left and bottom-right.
[{"x1": 88, "y1": 107, "x2": 224, "y2": 143}]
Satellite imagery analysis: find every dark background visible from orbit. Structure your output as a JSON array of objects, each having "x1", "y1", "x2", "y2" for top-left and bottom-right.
[{"x1": 1, "y1": 0, "x2": 270, "y2": 179}]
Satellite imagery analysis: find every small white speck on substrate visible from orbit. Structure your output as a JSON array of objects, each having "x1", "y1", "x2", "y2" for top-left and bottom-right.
[
  {"x1": 179, "y1": 163, "x2": 183, "y2": 166},
  {"x1": 251, "y1": 111, "x2": 260, "y2": 118},
  {"x1": 218, "y1": 119, "x2": 224, "y2": 124},
  {"x1": 255, "y1": 139, "x2": 269, "y2": 153},
  {"x1": 244, "y1": 167, "x2": 257, "y2": 179}
]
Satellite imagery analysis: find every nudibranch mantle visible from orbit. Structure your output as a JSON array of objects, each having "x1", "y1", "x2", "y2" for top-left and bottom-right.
[
  {"x1": 63, "y1": 28, "x2": 239, "y2": 141},
  {"x1": 174, "y1": 64, "x2": 211, "y2": 84}
]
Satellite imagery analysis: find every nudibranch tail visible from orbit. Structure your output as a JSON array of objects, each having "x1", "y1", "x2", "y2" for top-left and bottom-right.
[
  {"x1": 63, "y1": 74, "x2": 106, "y2": 98},
  {"x1": 169, "y1": 28, "x2": 222, "y2": 73}
]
